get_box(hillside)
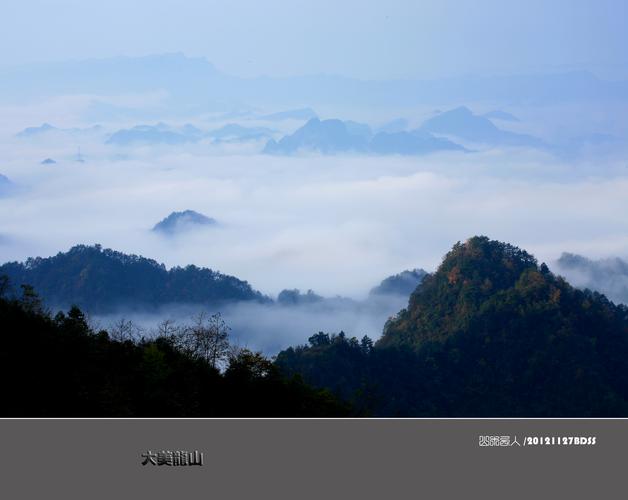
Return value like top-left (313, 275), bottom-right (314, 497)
top-left (276, 236), bottom-right (628, 416)
top-left (0, 290), bottom-right (347, 416)
top-left (0, 245), bottom-right (267, 313)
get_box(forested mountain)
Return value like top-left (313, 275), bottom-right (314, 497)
top-left (0, 245), bottom-right (267, 313)
top-left (369, 268), bottom-right (427, 297)
top-left (276, 236), bottom-right (628, 416)
top-left (5, 237), bottom-right (628, 416)
top-left (0, 287), bottom-right (347, 416)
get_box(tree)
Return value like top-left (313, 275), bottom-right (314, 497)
top-left (109, 318), bottom-right (143, 343)
top-left (0, 275), bottom-right (9, 298)
top-left (360, 335), bottom-right (374, 353)
top-left (226, 349), bottom-right (275, 380)
top-left (19, 284), bottom-right (44, 314)
top-left (183, 312), bottom-right (231, 369)
top-left (155, 318), bottom-right (183, 345)
top-left (308, 332), bottom-right (330, 346)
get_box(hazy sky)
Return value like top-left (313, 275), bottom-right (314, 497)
top-left (2, 0), bottom-right (627, 79)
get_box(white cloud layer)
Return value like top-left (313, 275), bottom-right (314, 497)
top-left (2, 139), bottom-right (628, 299)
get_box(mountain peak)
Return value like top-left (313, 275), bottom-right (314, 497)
top-left (152, 210), bottom-right (217, 235)
top-left (380, 236), bottom-right (550, 346)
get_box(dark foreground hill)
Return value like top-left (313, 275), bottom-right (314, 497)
top-left (0, 289), bottom-right (347, 416)
top-left (276, 236), bottom-right (628, 416)
top-left (0, 245), bottom-right (267, 313)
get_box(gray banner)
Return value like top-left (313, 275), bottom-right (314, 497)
top-left (0, 419), bottom-right (624, 499)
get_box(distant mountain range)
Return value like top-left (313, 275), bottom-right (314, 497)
top-left (16, 123), bottom-right (103, 138)
top-left (263, 118), bottom-right (371, 154)
top-left (0, 240), bottom-right (429, 318)
top-left (370, 130), bottom-right (466, 155)
top-left (377, 118), bottom-right (409, 134)
top-left (419, 106), bottom-right (545, 148)
top-left (207, 123), bottom-right (275, 142)
top-left (263, 108), bottom-right (554, 155)
top-left (0, 245), bottom-right (267, 313)
top-left (152, 210), bottom-right (217, 235)
top-left (264, 117), bottom-right (464, 155)
top-left (105, 122), bottom-right (276, 146)
top-left (3, 53), bottom-right (628, 111)
top-left (106, 123), bottom-right (203, 146)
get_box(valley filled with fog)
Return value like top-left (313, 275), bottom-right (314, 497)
top-left (1, 55), bottom-right (628, 353)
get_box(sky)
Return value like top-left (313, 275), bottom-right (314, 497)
top-left (1, 0), bottom-right (628, 79)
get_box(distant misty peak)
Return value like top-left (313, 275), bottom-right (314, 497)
top-left (369, 269), bottom-right (428, 297)
top-left (106, 122), bottom-right (203, 146)
top-left (277, 289), bottom-right (324, 306)
top-left (152, 210), bottom-right (217, 235)
top-left (264, 117), bottom-right (464, 156)
top-left (41, 158), bottom-right (56, 165)
top-left (343, 120), bottom-right (372, 138)
top-left (263, 117), bottom-right (371, 155)
top-left (419, 106), bottom-right (545, 149)
top-left (207, 123), bottom-right (275, 142)
top-left (16, 123), bottom-right (56, 138)
top-left (377, 118), bottom-right (409, 134)
top-left (16, 123), bottom-right (103, 139)
top-left (421, 106), bottom-right (495, 134)
top-left (370, 131), bottom-right (465, 155)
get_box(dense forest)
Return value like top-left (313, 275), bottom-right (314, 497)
top-left (0, 244), bottom-right (268, 313)
top-left (3, 236), bottom-right (628, 416)
top-left (0, 279), bottom-right (347, 416)
top-left (276, 237), bottom-right (628, 416)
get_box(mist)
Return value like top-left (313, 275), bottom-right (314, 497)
top-left (2, 110), bottom-right (628, 299)
top-left (1, 38), bottom-right (628, 356)
top-left (554, 253), bottom-right (628, 306)
top-left (90, 293), bottom-right (408, 355)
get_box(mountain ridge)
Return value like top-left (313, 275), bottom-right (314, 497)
top-left (0, 244), bottom-right (268, 313)
top-left (276, 236), bottom-right (628, 416)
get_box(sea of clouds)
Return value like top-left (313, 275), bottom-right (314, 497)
top-left (1, 94), bottom-right (628, 351)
